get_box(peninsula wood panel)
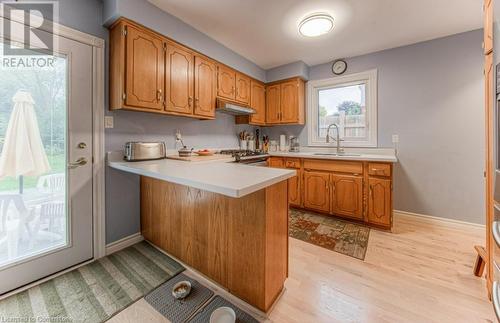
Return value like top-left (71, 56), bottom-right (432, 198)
top-left (194, 55), bottom-right (217, 118)
top-left (165, 42), bottom-right (194, 115)
top-left (124, 25), bottom-right (164, 111)
top-left (140, 176), bottom-right (288, 311)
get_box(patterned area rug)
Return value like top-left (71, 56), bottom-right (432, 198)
top-left (0, 241), bottom-right (184, 323)
top-left (289, 208), bottom-right (370, 260)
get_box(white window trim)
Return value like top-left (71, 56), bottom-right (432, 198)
top-left (307, 69), bottom-right (378, 147)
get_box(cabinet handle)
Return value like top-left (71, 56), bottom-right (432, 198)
top-left (332, 182), bottom-right (336, 194)
top-left (188, 96), bottom-right (193, 107)
top-left (235, 87), bottom-right (238, 97)
top-left (157, 89), bottom-right (163, 102)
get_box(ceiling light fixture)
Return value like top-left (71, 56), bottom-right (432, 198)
top-left (298, 13), bottom-right (334, 37)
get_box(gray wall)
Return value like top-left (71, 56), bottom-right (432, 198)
top-left (266, 61), bottom-right (309, 82)
top-left (265, 30), bottom-right (485, 224)
top-left (102, 0), bottom-right (265, 81)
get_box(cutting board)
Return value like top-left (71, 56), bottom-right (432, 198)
top-left (166, 154), bottom-right (233, 162)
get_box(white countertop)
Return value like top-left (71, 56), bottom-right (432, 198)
top-left (107, 152), bottom-right (296, 198)
top-left (269, 149), bottom-right (398, 163)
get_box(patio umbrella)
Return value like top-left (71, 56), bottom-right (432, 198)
top-left (0, 90), bottom-right (51, 193)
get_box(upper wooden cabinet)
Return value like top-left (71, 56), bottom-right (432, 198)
top-left (266, 84), bottom-right (281, 124)
top-left (194, 55), bottom-right (217, 118)
top-left (484, 0), bottom-right (493, 54)
top-left (113, 23), bottom-right (165, 112)
top-left (217, 65), bottom-right (236, 100)
top-left (235, 73), bottom-right (251, 105)
top-left (249, 81), bottom-right (266, 125)
top-left (331, 174), bottom-right (363, 220)
top-left (165, 42), bottom-right (194, 115)
top-left (266, 78), bottom-right (305, 125)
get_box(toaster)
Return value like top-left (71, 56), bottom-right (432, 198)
top-left (124, 142), bottom-right (166, 161)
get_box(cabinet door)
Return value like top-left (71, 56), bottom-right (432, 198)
top-left (280, 80), bottom-right (299, 123)
top-left (217, 65), bottom-right (236, 100)
top-left (303, 171), bottom-right (330, 213)
top-left (268, 157), bottom-right (284, 168)
top-left (331, 174), bottom-right (363, 220)
top-left (235, 73), bottom-right (251, 105)
top-left (266, 84), bottom-right (281, 124)
top-left (125, 25), bottom-right (164, 111)
top-left (249, 81), bottom-right (266, 125)
top-left (165, 43), bottom-right (194, 114)
top-left (194, 55), bottom-right (216, 118)
top-left (288, 170), bottom-right (301, 207)
top-left (367, 178), bottom-right (392, 227)
top-left (484, 0), bottom-right (493, 54)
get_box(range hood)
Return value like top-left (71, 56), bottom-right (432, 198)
top-left (216, 98), bottom-right (256, 115)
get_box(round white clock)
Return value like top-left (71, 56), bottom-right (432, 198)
top-left (332, 59), bottom-right (347, 75)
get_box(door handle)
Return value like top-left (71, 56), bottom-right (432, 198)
top-left (493, 220), bottom-right (500, 248)
top-left (493, 281), bottom-right (500, 321)
top-left (68, 157), bottom-right (88, 169)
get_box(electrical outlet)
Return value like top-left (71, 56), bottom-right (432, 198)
top-left (392, 134), bottom-right (399, 143)
top-left (104, 116), bottom-right (114, 129)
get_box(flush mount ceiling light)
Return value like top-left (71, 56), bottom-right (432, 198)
top-left (298, 13), bottom-right (334, 37)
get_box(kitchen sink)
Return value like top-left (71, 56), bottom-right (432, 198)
top-left (313, 153), bottom-right (362, 157)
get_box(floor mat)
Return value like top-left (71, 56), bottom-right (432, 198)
top-left (0, 241), bottom-right (184, 323)
top-left (145, 273), bottom-right (213, 323)
top-left (289, 208), bottom-right (370, 260)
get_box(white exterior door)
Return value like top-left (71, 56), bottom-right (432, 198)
top-left (0, 20), bottom-right (94, 294)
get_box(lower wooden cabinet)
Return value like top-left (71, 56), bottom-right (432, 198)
top-left (367, 177), bottom-right (392, 226)
top-left (268, 156), bottom-right (393, 229)
top-left (331, 174), bottom-right (363, 220)
top-left (303, 171), bottom-right (330, 213)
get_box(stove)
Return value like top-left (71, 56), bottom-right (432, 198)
top-left (219, 149), bottom-right (270, 165)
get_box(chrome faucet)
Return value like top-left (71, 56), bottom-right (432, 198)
top-left (326, 123), bottom-right (344, 154)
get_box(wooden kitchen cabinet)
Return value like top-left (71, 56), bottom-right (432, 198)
top-left (194, 55), bottom-right (217, 118)
top-left (249, 81), bottom-right (266, 125)
top-left (268, 157), bottom-right (284, 168)
top-left (303, 171), bottom-right (330, 213)
top-left (367, 177), bottom-right (392, 227)
top-left (331, 174), bottom-right (363, 220)
top-left (165, 42), bottom-right (194, 115)
top-left (265, 78), bottom-right (305, 125)
top-left (266, 84), bottom-right (281, 124)
top-left (117, 23), bottom-right (165, 111)
top-left (288, 170), bottom-right (301, 207)
top-left (217, 65), bottom-right (236, 100)
top-left (235, 73), bottom-right (251, 105)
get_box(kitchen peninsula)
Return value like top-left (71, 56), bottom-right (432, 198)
top-left (107, 152), bottom-right (295, 311)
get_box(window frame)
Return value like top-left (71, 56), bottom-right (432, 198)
top-left (307, 69), bottom-right (378, 147)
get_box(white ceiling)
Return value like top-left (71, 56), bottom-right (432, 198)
top-left (148, 0), bottom-right (483, 69)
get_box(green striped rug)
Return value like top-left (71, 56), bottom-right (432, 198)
top-left (0, 241), bottom-right (184, 323)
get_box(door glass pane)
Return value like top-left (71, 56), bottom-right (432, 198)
top-left (0, 43), bottom-right (67, 268)
top-left (318, 83), bottom-right (367, 140)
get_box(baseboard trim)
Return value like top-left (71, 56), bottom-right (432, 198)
top-left (105, 232), bottom-right (144, 255)
top-left (393, 210), bottom-right (485, 229)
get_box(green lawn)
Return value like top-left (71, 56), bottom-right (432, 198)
top-left (0, 154), bottom-right (65, 192)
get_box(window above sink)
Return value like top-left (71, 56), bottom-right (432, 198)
top-left (307, 69), bottom-right (378, 148)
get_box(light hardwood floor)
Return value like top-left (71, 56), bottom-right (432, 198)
top-left (108, 214), bottom-right (496, 323)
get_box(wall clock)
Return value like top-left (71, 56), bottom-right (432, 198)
top-left (332, 59), bottom-right (347, 75)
